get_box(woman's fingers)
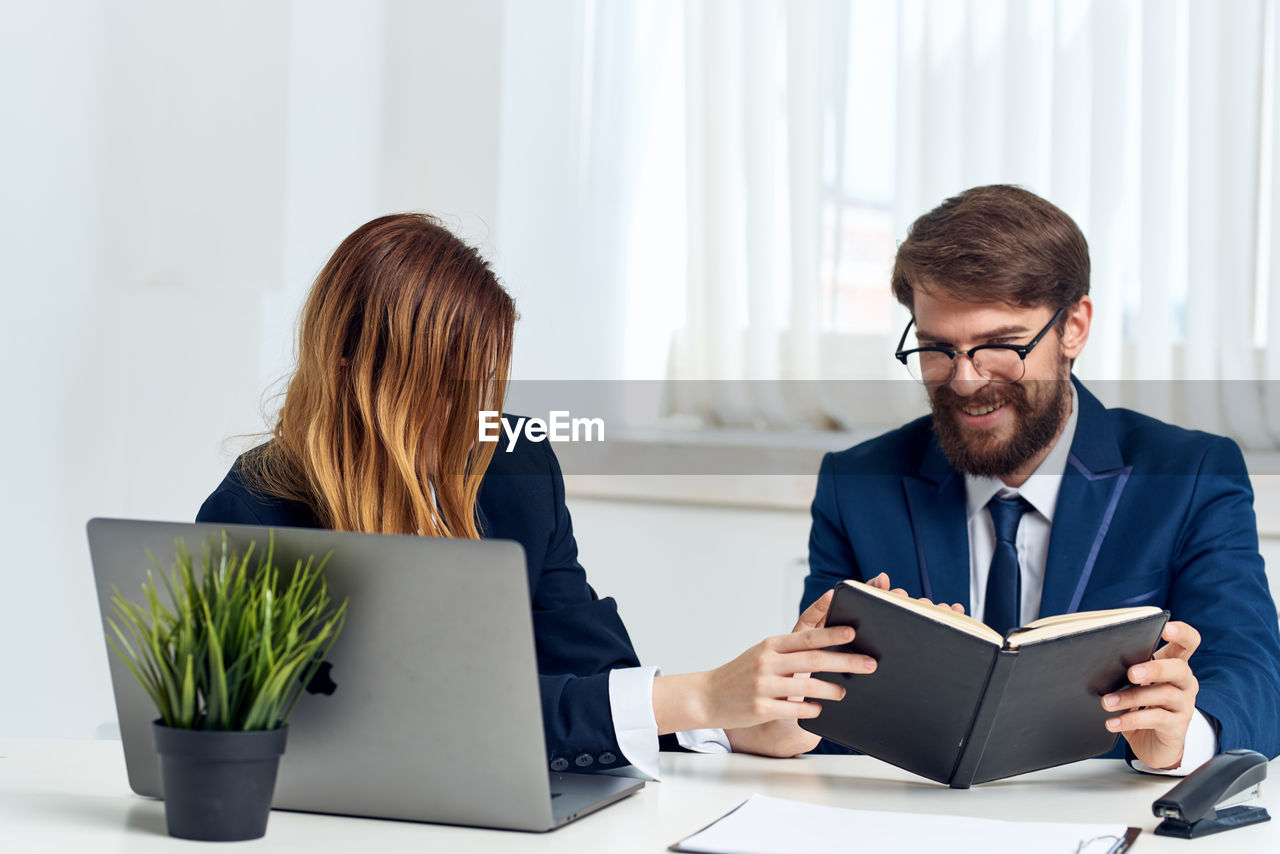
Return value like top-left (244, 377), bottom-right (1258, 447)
top-left (770, 625), bottom-right (855, 653)
top-left (776, 675), bottom-right (846, 703)
top-left (777, 649), bottom-right (877, 676)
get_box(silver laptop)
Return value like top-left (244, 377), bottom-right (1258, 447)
top-left (86, 517), bottom-right (643, 831)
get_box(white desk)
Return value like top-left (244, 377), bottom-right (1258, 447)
top-left (2, 739), bottom-right (1275, 852)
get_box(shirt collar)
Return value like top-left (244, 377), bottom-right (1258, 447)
top-left (964, 383), bottom-right (1079, 521)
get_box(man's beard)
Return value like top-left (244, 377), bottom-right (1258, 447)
top-left (929, 369), bottom-right (1072, 478)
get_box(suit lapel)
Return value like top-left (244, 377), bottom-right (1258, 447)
top-left (903, 434), bottom-right (972, 613)
top-left (1039, 379), bottom-right (1132, 618)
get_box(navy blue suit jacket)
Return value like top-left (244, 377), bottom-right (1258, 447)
top-left (803, 377), bottom-right (1280, 760)
top-left (196, 425), bottom-right (640, 772)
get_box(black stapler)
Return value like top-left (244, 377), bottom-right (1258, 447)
top-left (1152, 749), bottom-right (1271, 838)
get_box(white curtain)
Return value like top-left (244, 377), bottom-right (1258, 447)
top-left (507, 0), bottom-right (1280, 449)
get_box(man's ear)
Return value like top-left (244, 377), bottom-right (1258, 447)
top-left (1061, 295), bottom-right (1092, 359)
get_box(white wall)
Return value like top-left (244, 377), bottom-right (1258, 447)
top-left (565, 498), bottom-right (812, 675)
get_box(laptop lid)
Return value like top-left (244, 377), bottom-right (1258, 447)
top-left (87, 517), bottom-right (638, 832)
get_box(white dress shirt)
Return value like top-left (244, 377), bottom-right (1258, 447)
top-left (608, 667), bottom-right (729, 780)
top-left (963, 385), bottom-right (1213, 775)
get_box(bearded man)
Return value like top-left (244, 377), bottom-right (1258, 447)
top-left (798, 185), bottom-right (1280, 773)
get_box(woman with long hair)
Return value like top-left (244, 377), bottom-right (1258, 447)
top-left (197, 213), bottom-right (872, 772)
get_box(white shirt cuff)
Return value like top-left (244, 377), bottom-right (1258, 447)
top-left (609, 666), bottom-right (664, 780)
top-left (607, 666), bottom-right (731, 781)
top-left (676, 727), bottom-right (732, 754)
top-left (1128, 709), bottom-right (1218, 776)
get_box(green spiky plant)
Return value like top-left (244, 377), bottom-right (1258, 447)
top-left (106, 532), bottom-right (348, 731)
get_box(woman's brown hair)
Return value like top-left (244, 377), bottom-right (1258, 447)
top-left (244, 213), bottom-right (516, 538)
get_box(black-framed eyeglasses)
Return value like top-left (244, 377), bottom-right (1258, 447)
top-left (894, 308), bottom-right (1065, 386)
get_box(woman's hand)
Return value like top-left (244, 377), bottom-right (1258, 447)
top-left (697, 628), bottom-right (865, 730)
top-left (701, 619), bottom-right (876, 731)
top-left (654, 590), bottom-right (874, 741)
top-left (715, 589), bottom-right (855, 756)
top-left (719, 575), bottom-right (964, 757)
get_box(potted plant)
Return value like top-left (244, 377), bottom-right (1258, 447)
top-left (106, 531), bottom-right (347, 841)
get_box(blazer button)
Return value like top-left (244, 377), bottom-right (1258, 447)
top-left (598, 752), bottom-right (617, 765)
top-left (574, 753), bottom-right (594, 768)
top-left (550, 757), bottom-right (569, 771)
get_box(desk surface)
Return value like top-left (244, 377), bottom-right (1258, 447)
top-left (2, 739), bottom-right (1275, 852)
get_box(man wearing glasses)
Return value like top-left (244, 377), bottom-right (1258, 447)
top-left (792, 185), bottom-right (1280, 773)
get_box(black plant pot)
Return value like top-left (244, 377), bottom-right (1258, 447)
top-left (152, 721), bottom-right (288, 841)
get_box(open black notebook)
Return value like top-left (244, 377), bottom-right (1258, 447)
top-left (800, 580), bottom-right (1168, 788)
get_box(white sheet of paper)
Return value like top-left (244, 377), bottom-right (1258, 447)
top-left (674, 794), bottom-right (1132, 854)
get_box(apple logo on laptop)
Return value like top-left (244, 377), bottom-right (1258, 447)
top-left (305, 661), bottom-right (338, 696)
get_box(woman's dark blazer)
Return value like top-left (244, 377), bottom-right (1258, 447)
top-left (196, 423), bottom-right (642, 772)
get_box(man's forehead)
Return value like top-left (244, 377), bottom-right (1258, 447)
top-left (912, 295), bottom-right (1055, 339)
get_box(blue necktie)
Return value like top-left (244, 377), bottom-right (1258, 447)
top-left (985, 495), bottom-right (1031, 635)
